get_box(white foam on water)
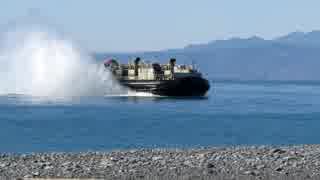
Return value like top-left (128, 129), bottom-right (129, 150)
top-left (0, 24), bottom-right (129, 99)
top-left (105, 91), bottom-right (160, 97)
top-left (127, 91), bottom-right (160, 97)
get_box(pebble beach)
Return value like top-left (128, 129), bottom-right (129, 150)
top-left (1, 145), bottom-right (320, 179)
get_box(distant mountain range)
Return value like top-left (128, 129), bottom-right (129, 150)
top-left (95, 31), bottom-right (320, 81)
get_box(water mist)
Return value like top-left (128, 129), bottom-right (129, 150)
top-left (0, 25), bottom-right (127, 98)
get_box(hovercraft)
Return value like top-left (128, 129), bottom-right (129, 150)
top-left (104, 57), bottom-right (210, 96)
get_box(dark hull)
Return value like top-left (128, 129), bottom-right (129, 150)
top-left (119, 76), bottom-right (210, 96)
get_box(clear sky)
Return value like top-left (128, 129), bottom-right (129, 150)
top-left (1, 0), bottom-right (320, 52)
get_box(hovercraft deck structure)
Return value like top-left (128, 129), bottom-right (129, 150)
top-left (104, 57), bottom-right (210, 96)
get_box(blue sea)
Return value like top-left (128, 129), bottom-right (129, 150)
top-left (1, 81), bottom-right (319, 153)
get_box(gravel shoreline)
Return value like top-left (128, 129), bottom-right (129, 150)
top-left (1, 145), bottom-right (320, 179)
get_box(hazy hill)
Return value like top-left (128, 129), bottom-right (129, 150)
top-left (95, 31), bottom-right (320, 81)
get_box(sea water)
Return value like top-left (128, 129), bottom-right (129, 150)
top-left (1, 81), bottom-right (320, 153)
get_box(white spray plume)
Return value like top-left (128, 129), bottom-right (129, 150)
top-left (0, 25), bottom-right (127, 98)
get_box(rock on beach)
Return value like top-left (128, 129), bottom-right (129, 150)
top-left (1, 145), bottom-right (320, 179)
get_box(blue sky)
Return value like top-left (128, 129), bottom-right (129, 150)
top-left (2, 0), bottom-right (320, 52)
